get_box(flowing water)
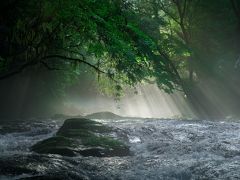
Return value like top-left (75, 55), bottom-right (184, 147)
top-left (1, 118), bottom-right (240, 179)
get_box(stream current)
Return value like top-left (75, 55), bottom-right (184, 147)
top-left (0, 118), bottom-right (240, 179)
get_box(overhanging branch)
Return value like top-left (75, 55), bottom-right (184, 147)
top-left (0, 61), bottom-right (37, 80)
top-left (0, 54), bottom-right (119, 83)
top-left (42, 54), bottom-right (119, 83)
top-left (40, 60), bottom-right (60, 71)
top-left (41, 54), bottom-right (106, 74)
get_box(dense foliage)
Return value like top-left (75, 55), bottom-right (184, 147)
top-left (1, 0), bottom-right (240, 118)
top-left (0, 0), bottom-right (181, 95)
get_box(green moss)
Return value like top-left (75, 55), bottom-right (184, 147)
top-left (31, 118), bottom-right (130, 157)
top-left (82, 124), bottom-right (112, 133)
top-left (57, 129), bottom-right (94, 138)
top-left (57, 118), bottom-right (112, 136)
top-left (82, 136), bottom-right (125, 148)
top-left (31, 136), bottom-right (77, 152)
top-left (62, 118), bottom-right (100, 127)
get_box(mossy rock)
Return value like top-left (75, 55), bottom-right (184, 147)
top-left (31, 118), bottom-right (130, 157)
top-left (82, 136), bottom-right (124, 148)
top-left (31, 136), bottom-right (79, 156)
top-left (57, 129), bottom-right (94, 138)
top-left (57, 118), bottom-right (112, 136)
top-left (85, 112), bottom-right (123, 119)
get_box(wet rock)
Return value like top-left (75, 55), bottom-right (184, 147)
top-left (20, 176), bottom-right (64, 180)
top-left (31, 136), bottom-right (78, 156)
top-left (85, 112), bottom-right (123, 119)
top-left (0, 155), bottom-right (40, 176)
top-left (52, 114), bottom-right (83, 120)
top-left (57, 118), bottom-right (112, 135)
top-left (20, 173), bottom-right (90, 180)
top-left (31, 118), bottom-right (130, 157)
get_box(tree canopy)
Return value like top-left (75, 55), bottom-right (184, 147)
top-left (1, 0), bottom-right (240, 118)
top-left (0, 0), bottom-right (181, 94)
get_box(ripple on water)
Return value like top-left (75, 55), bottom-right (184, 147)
top-left (1, 118), bottom-right (240, 179)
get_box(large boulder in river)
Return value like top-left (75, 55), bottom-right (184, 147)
top-left (31, 118), bottom-right (130, 157)
top-left (85, 111), bottom-right (123, 119)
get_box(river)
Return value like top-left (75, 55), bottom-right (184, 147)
top-left (0, 117), bottom-right (240, 179)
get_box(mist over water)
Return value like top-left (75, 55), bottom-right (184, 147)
top-left (0, 73), bottom-right (192, 119)
top-left (0, 72), bottom-right (239, 120)
top-left (62, 83), bottom-right (193, 119)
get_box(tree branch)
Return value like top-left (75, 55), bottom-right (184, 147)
top-left (0, 61), bottom-right (37, 80)
top-left (0, 54), bottom-right (119, 84)
top-left (41, 54), bottom-right (107, 74)
top-left (40, 60), bottom-right (60, 71)
top-left (158, 1), bottom-right (181, 25)
top-left (182, 0), bottom-right (188, 19)
top-left (230, 0), bottom-right (240, 22)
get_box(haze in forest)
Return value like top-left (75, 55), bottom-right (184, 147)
top-left (0, 0), bottom-right (240, 120)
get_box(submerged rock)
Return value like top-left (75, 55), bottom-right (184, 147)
top-left (31, 118), bottom-right (130, 157)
